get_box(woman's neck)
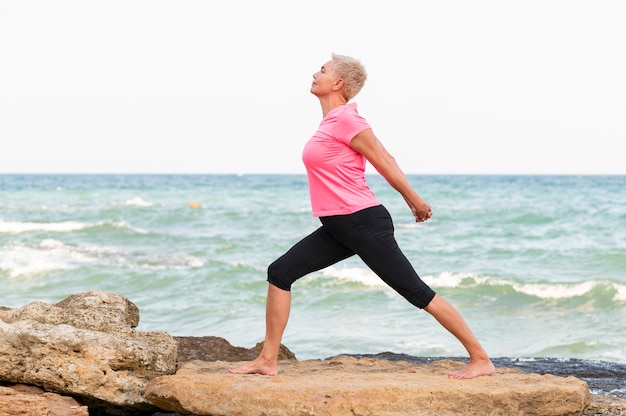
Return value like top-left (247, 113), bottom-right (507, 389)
top-left (319, 95), bottom-right (348, 117)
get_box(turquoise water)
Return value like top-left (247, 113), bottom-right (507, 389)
top-left (1, 174), bottom-right (625, 363)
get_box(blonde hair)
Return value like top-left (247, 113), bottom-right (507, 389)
top-left (331, 53), bottom-right (367, 101)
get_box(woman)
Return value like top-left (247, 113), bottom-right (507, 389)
top-left (230, 54), bottom-right (495, 379)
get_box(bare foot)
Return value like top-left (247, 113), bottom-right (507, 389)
top-left (448, 358), bottom-right (495, 379)
top-left (228, 358), bottom-right (278, 376)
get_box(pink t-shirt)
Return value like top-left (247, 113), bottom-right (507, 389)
top-left (302, 103), bottom-right (380, 217)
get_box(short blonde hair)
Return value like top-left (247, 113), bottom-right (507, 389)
top-left (331, 53), bottom-right (367, 101)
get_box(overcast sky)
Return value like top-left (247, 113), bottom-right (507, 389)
top-left (1, 0), bottom-right (624, 175)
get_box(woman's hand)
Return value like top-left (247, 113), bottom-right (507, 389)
top-left (411, 201), bottom-right (432, 223)
top-left (350, 129), bottom-right (433, 223)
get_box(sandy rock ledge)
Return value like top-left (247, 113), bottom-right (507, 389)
top-left (0, 384), bottom-right (88, 416)
top-left (144, 356), bottom-right (591, 416)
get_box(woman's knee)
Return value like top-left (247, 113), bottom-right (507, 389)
top-left (267, 260), bottom-right (294, 291)
top-left (404, 287), bottom-right (437, 309)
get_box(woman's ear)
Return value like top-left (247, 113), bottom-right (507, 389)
top-left (332, 78), bottom-right (345, 92)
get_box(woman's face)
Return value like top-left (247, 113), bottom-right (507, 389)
top-left (310, 60), bottom-right (337, 96)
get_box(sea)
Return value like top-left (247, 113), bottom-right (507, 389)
top-left (1, 174), bottom-right (625, 372)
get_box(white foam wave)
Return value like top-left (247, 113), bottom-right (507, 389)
top-left (394, 222), bottom-right (427, 229)
top-left (511, 281), bottom-right (598, 299)
top-left (0, 219), bottom-right (149, 235)
top-left (0, 220), bottom-right (91, 234)
top-left (316, 268), bottom-right (626, 303)
top-left (319, 268), bottom-right (492, 290)
top-left (430, 273), bottom-right (626, 303)
top-left (321, 266), bottom-right (384, 287)
top-left (111, 220), bottom-right (149, 234)
top-left (614, 284), bottom-right (626, 302)
top-left (123, 197), bottom-right (154, 207)
top-left (0, 239), bottom-right (94, 278)
top-left (422, 272), bottom-right (491, 288)
top-left (129, 253), bottom-right (205, 270)
top-left (0, 240), bottom-right (205, 278)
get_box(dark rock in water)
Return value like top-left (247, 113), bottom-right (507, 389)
top-left (344, 353), bottom-right (626, 399)
top-left (495, 357), bottom-right (626, 399)
top-left (174, 335), bottom-right (296, 368)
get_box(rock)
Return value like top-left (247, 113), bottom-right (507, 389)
top-left (144, 356), bottom-right (591, 416)
top-left (584, 395), bottom-right (626, 416)
top-left (0, 291), bottom-right (177, 409)
top-left (175, 336), bottom-right (296, 367)
top-left (0, 384), bottom-right (88, 416)
top-left (0, 291), bottom-right (139, 333)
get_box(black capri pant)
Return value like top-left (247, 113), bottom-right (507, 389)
top-left (267, 204), bottom-right (436, 309)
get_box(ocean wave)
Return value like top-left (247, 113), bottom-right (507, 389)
top-left (422, 272), bottom-right (492, 288)
top-left (123, 197), bottom-right (154, 207)
top-left (320, 266), bottom-right (386, 287)
top-left (511, 281), bottom-right (597, 299)
top-left (0, 219), bottom-right (148, 235)
top-left (0, 239), bottom-right (205, 278)
top-left (0, 239), bottom-right (94, 278)
top-left (422, 272), bottom-right (626, 303)
top-left (123, 253), bottom-right (205, 271)
top-left (316, 267), bottom-right (626, 303)
top-left (394, 222), bottom-right (428, 229)
top-left (0, 220), bottom-right (92, 234)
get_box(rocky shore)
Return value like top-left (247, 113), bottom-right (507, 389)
top-left (1, 291), bottom-right (625, 415)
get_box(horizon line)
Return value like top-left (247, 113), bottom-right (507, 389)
top-left (1, 172), bottom-right (625, 176)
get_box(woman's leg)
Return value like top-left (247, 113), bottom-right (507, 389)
top-left (424, 295), bottom-right (495, 379)
top-left (323, 206), bottom-right (494, 379)
top-left (229, 283), bottom-right (291, 375)
top-left (229, 226), bottom-right (353, 375)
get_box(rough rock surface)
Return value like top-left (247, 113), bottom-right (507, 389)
top-left (144, 356), bottom-right (591, 416)
top-left (0, 291), bottom-right (177, 409)
top-left (175, 335), bottom-right (296, 368)
top-left (0, 384), bottom-right (88, 416)
top-left (583, 395), bottom-right (626, 416)
top-left (0, 291), bottom-right (140, 333)
top-left (1, 293), bottom-right (618, 415)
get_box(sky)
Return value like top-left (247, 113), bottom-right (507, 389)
top-left (1, 0), bottom-right (625, 175)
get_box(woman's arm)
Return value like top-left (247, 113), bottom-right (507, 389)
top-left (350, 128), bottom-right (432, 222)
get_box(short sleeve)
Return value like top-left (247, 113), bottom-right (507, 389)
top-left (333, 104), bottom-right (371, 145)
